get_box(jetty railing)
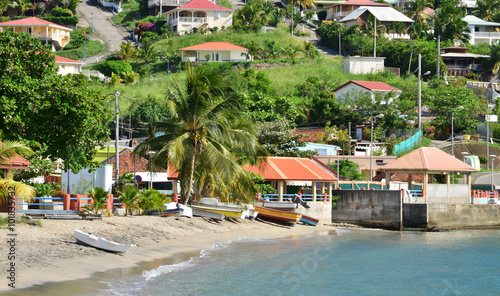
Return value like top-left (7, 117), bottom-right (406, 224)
top-left (260, 193), bottom-right (329, 202)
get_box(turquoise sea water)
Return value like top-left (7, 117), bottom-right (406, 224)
top-left (97, 229), bottom-right (500, 296)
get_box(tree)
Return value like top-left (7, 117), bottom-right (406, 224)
top-left (302, 41), bottom-right (319, 59)
top-left (86, 187), bottom-right (109, 214)
top-left (405, 0), bottom-right (433, 24)
top-left (472, 0), bottom-right (500, 22)
top-left (0, 140), bottom-right (35, 202)
top-left (256, 119), bottom-right (317, 158)
top-left (135, 63), bottom-right (262, 204)
top-left (9, 0), bottom-right (33, 16)
top-left (0, 30), bottom-right (111, 172)
top-left (119, 41), bottom-right (136, 62)
top-left (0, 0), bottom-right (9, 16)
top-left (327, 159), bottom-right (364, 181)
top-left (118, 184), bottom-right (140, 216)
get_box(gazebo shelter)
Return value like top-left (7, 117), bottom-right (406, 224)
top-left (382, 147), bottom-right (478, 202)
top-left (243, 157), bottom-right (338, 201)
top-left (0, 154), bottom-right (31, 176)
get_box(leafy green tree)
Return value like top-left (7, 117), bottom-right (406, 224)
top-left (118, 184), bottom-right (140, 216)
top-left (138, 188), bottom-right (169, 214)
top-left (256, 119), bottom-right (316, 158)
top-left (8, 0), bottom-right (33, 16)
top-left (138, 38), bottom-right (160, 63)
top-left (131, 97), bottom-right (171, 129)
top-left (233, 0), bottom-right (271, 29)
top-left (97, 60), bottom-right (133, 77)
top-left (328, 159), bottom-right (364, 181)
top-left (0, 30), bottom-right (111, 172)
top-left (135, 63), bottom-right (262, 204)
top-left (0, 0), bottom-right (10, 16)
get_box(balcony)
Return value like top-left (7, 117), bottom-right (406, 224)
top-left (148, 0), bottom-right (190, 7)
top-left (169, 17), bottom-right (206, 25)
top-left (474, 31), bottom-right (500, 38)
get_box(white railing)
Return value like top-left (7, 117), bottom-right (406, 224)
top-left (178, 17), bottom-right (206, 23)
top-left (474, 32), bottom-right (500, 38)
top-left (148, 0), bottom-right (190, 7)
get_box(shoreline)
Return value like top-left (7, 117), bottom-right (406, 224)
top-left (0, 216), bottom-right (335, 293)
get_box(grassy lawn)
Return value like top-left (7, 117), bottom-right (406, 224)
top-left (56, 40), bottom-right (104, 60)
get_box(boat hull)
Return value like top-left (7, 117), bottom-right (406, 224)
top-left (74, 229), bottom-right (134, 253)
top-left (254, 206), bottom-right (301, 226)
top-left (192, 208), bottom-right (225, 221)
top-left (300, 214), bottom-right (319, 226)
top-left (191, 204), bottom-right (248, 219)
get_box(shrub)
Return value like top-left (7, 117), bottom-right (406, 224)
top-left (51, 7), bottom-right (73, 17)
top-left (138, 188), bottom-right (170, 214)
top-left (97, 60), bottom-right (133, 77)
top-left (86, 187), bottom-right (110, 214)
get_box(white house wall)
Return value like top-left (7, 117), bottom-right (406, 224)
top-left (343, 57), bottom-right (385, 74)
top-left (56, 63), bottom-right (82, 75)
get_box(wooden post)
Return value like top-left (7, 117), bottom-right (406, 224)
top-left (312, 181), bottom-right (317, 202)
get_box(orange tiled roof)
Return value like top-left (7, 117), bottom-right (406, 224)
top-left (0, 17), bottom-right (71, 30)
top-left (180, 42), bottom-right (246, 51)
top-left (243, 157), bottom-right (337, 182)
top-left (382, 147), bottom-right (478, 172)
top-left (0, 155), bottom-right (31, 170)
top-left (178, 0), bottom-right (232, 10)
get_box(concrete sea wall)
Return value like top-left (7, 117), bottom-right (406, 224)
top-left (295, 202), bottom-right (332, 223)
top-left (331, 190), bottom-right (402, 230)
top-left (427, 204), bottom-right (500, 229)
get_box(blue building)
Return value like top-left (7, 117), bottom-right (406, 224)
top-left (296, 143), bottom-right (341, 156)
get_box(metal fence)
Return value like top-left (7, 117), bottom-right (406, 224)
top-left (394, 129), bottom-right (422, 155)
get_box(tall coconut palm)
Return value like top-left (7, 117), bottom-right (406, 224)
top-left (135, 63), bottom-right (262, 205)
top-left (405, 0), bottom-right (432, 24)
top-left (0, 140), bottom-right (35, 202)
top-left (472, 0), bottom-right (500, 22)
top-left (9, 0), bottom-right (33, 16)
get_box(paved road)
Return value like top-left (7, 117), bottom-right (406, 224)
top-left (76, 0), bottom-right (130, 64)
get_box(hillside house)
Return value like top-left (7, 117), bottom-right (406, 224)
top-left (340, 6), bottom-right (414, 40)
top-left (0, 17), bottom-right (72, 51)
top-left (55, 55), bottom-right (83, 75)
top-left (463, 15), bottom-right (500, 45)
top-left (333, 80), bottom-right (401, 104)
top-left (179, 42), bottom-right (248, 62)
top-left (164, 0), bottom-right (233, 34)
top-left (441, 47), bottom-right (489, 77)
top-left (325, 0), bottom-right (389, 21)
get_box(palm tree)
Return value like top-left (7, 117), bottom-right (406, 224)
top-left (472, 0), bottom-right (500, 22)
top-left (87, 187), bottom-right (109, 214)
top-left (283, 0), bottom-right (315, 9)
top-left (119, 41), bottom-right (136, 62)
top-left (0, 140), bottom-right (35, 203)
top-left (122, 71), bottom-right (139, 84)
top-left (135, 63), bottom-right (262, 205)
top-left (0, 0), bottom-right (9, 16)
top-left (118, 184), bottom-right (139, 216)
top-left (108, 72), bottom-right (122, 87)
top-left (302, 41), bottom-right (319, 59)
top-left (405, 0), bottom-right (432, 24)
top-left (9, 0), bottom-right (33, 16)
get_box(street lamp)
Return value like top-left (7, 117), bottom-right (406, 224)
top-left (490, 155), bottom-right (496, 192)
top-left (486, 103), bottom-right (495, 169)
top-left (91, 13), bottom-right (94, 34)
top-left (417, 53), bottom-right (431, 131)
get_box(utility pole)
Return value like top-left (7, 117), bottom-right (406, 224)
top-left (129, 113), bottom-right (132, 140)
top-left (418, 54), bottom-right (422, 131)
top-left (437, 35), bottom-right (441, 80)
top-left (348, 122), bottom-right (351, 155)
top-left (373, 18), bottom-right (376, 57)
top-left (115, 90), bottom-right (120, 183)
top-left (290, 0), bottom-right (294, 37)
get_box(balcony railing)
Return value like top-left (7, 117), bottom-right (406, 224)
top-left (474, 32), bottom-right (500, 38)
top-left (148, 0), bottom-right (190, 7)
top-left (170, 17), bottom-right (206, 25)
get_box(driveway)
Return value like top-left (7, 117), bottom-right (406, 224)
top-left (76, 0), bottom-right (130, 64)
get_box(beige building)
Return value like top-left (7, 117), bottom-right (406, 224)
top-left (180, 42), bottom-right (248, 62)
top-left (0, 17), bottom-right (72, 51)
top-left (165, 0), bottom-right (233, 34)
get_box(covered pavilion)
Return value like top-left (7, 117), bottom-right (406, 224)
top-left (382, 147), bottom-right (478, 201)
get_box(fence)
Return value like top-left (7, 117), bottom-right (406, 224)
top-left (259, 193), bottom-right (329, 202)
top-left (16, 194), bottom-right (124, 213)
top-left (393, 129), bottom-right (422, 155)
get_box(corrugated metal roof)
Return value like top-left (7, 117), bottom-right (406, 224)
top-left (243, 157), bottom-right (338, 182)
top-left (463, 15), bottom-right (500, 27)
top-left (341, 7), bottom-right (414, 23)
top-left (382, 147), bottom-right (478, 172)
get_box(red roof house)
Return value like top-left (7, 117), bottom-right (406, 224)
top-left (165, 0), bottom-right (234, 34)
top-left (333, 80), bottom-right (401, 103)
top-left (180, 42), bottom-right (248, 62)
top-left (326, 0), bottom-right (389, 21)
top-left (0, 17), bottom-right (72, 51)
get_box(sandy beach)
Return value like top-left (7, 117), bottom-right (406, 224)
top-left (0, 215), bottom-right (336, 293)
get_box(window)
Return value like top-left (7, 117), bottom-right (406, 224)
top-left (61, 65), bottom-right (65, 69)
top-left (74, 66), bottom-right (80, 72)
top-left (215, 11), bottom-right (221, 19)
top-left (315, 149), bottom-right (326, 155)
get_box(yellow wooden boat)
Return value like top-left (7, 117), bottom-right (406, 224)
top-left (190, 204), bottom-right (249, 219)
top-left (254, 206), bottom-right (302, 226)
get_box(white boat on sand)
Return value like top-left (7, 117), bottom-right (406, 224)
top-left (74, 229), bottom-right (136, 253)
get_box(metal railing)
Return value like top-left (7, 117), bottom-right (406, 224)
top-left (261, 193), bottom-right (329, 202)
top-left (148, 0), bottom-right (190, 7)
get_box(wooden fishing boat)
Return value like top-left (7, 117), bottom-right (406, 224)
top-left (254, 206), bottom-right (302, 226)
top-left (191, 204), bottom-right (249, 219)
top-left (198, 198), bottom-right (256, 219)
top-left (74, 229), bottom-right (135, 253)
top-left (161, 202), bottom-right (193, 218)
top-left (191, 207), bottom-right (225, 221)
top-left (257, 201), bottom-right (298, 211)
top-left (300, 214), bottom-right (319, 226)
